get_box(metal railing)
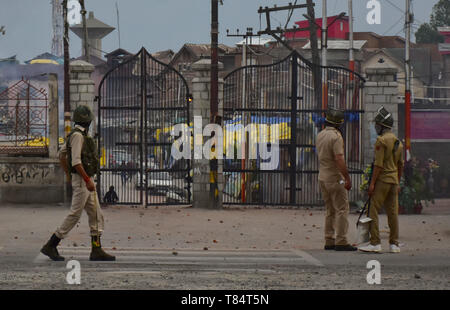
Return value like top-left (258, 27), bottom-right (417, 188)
top-left (0, 78), bottom-right (48, 156)
top-left (223, 51), bottom-right (365, 206)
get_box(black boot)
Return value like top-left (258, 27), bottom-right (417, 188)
top-left (335, 244), bottom-right (358, 251)
top-left (89, 236), bottom-right (115, 261)
top-left (41, 233), bottom-right (65, 261)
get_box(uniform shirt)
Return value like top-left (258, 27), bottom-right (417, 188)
top-left (60, 125), bottom-right (85, 168)
top-left (373, 131), bottom-right (404, 185)
top-left (316, 126), bottom-right (345, 182)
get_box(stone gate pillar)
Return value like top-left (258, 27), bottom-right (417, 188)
top-left (190, 59), bottom-right (224, 209)
top-left (69, 60), bottom-right (96, 132)
top-left (363, 67), bottom-right (399, 162)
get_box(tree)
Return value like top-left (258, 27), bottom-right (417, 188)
top-left (415, 23), bottom-right (444, 44)
top-left (430, 0), bottom-right (450, 28)
top-left (415, 0), bottom-right (449, 44)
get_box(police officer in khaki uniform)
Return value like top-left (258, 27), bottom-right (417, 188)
top-left (316, 107), bottom-right (357, 251)
top-left (359, 106), bottom-right (404, 253)
top-left (41, 105), bottom-right (115, 261)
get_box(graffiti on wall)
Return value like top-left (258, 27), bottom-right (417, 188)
top-left (0, 164), bottom-right (55, 185)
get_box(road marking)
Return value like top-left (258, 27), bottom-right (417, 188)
top-left (291, 249), bottom-right (324, 267)
top-left (34, 247), bottom-right (323, 267)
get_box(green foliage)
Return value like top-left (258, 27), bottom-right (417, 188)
top-left (415, 0), bottom-right (449, 44)
top-left (360, 164), bottom-right (372, 192)
top-left (430, 0), bottom-right (450, 29)
top-left (400, 157), bottom-right (437, 212)
top-left (415, 23), bottom-right (444, 44)
top-left (398, 179), bottom-right (416, 213)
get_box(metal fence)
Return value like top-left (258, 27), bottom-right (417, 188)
top-left (223, 51), bottom-right (365, 206)
top-left (0, 78), bottom-right (48, 156)
top-left (97, 47), bottom-right (191, 206)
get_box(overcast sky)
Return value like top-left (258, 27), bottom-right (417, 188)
top-left (0, 0), bottom-right (440, 62)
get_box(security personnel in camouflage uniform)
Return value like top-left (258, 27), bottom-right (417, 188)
top-left (41, 105), bottom-right (115, 261)
top-left (316, 107), bottom-right (357, 251)
top-left (359, 106), bottom-right (404, 253)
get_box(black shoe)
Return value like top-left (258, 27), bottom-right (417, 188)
top-left (324, 245), bottom-right (335, 250)
top-left (40, 234), bottom-right (65, 261)
top-left (335, 244), bottom-right (358, 251)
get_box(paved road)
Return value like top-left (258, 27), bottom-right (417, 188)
top-left (0, 204), bottom-right (449, 289)
top-left (1, 244), bottom-right (449, 290)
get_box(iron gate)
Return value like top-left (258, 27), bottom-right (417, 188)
top-left (97, 47), bottom-right (191, 206)
top-left (223, 51), bottom-right (365, 206)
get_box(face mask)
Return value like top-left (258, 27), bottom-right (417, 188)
top-left (375, 124), bottom-right (384, 136)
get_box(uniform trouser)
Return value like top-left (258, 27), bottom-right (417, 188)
top-left (55, 173), bottom-right (104, 239)
top-left (369, 180), bottom-right (399, 246)
top-left (319, 180), bottom-right (350, 246)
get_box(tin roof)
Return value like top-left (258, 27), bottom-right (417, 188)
top-left (303, 40), bottom-right (367, 50)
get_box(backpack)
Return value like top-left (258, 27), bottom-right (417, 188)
top-left (60, 128), bottom-right (99, 177)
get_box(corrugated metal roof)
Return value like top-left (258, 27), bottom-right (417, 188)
top-left (184, 43), bottom-right (237, 56)
top-left (303, 40), bottom-right (367, 50)
top-left (235, 37), bottom-right (275, 46)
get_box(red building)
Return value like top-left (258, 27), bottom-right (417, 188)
top-left (285, 15), bottom-right (349, 40)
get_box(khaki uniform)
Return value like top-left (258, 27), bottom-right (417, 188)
top-left (55, 125), bottom-right (104, 239)
top-left (316, 127), bottom-right (349, 246)
top-left (369, 131), bottom-right (404, 246)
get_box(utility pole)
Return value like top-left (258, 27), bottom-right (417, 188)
top-left (305, 0), bottom-right (322, 109)
top-left (62, 0), bottom-right (71, 201)
top-left (210, 0), bottom-right (220, 206)
top-left (322, 0), bottom-right (328, 112)
top-left (79, 0), bottom-right (89, 63)
top-left (62, 0), bottom-right (70, 138)
top-left (405, 0), bottom-right (412, 162)
top-left (257, 3), bottom-right (312, 52)
top-left (211, 0), bottom-right (219, 120)
top-left (348, 0), bottom-right (355, 79)
top-left (226, 27), bottom-right (260, 203)
top-left (322, 0), bottom-right (327, 67)
top-left (116, 1), bottom-right (121, 48)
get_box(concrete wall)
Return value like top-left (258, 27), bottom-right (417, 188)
top-left (0, 61), bottom-right (97, 205)
top-left (0, 158), bottom-right (64, 203)
top-left (0, 73), bottom-right (64, 204)
top-left (362, 53), bottom-right (425, 98)
top-left (191, 59), bottom-right (224, 209)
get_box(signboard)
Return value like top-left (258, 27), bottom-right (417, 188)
top-left (411, 110), bottom-right (450, 142)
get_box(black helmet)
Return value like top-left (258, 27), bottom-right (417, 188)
top-left (374, 106), bottom-right (393, 128)
top-left (325, 107), bottom-right (345, 125)
top-left (72, 105), bottom-right (94, 123)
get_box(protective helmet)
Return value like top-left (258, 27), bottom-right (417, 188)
top-left (374, 106), bottom-right (393, 128)
top-left (72, 105), bottom-right (94, 123)
top-left (325, 107), bottom-right (345, 125)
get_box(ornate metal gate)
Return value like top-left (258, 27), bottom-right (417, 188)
top-left (223, 51), bottom-right (365, 206)
top-left (97, 47), bottom-right (191, 206)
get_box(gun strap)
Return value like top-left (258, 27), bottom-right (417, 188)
top-left (357, 199), bottom-right (371, 227)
